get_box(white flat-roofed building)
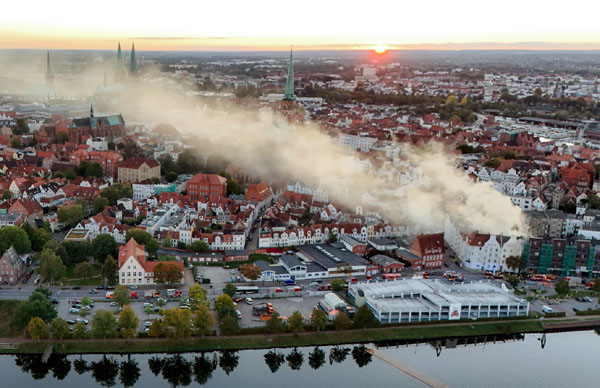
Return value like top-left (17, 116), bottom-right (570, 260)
top-left (348, 278), bottom-right (528, 324)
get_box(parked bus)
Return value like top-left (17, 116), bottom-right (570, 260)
top-left (236, 286), bottom-right (259, 295)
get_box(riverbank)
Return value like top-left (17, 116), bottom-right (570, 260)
top-left (5, 317), bottom-right (597, 355)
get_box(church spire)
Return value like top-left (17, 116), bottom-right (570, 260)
top-left (45, 50), bottom-right (53, 80)
top-left (129, 42), bottom-right (137, 76)
top-left (116, 41), bottom-right (124, 78)
top-left (283, 46), bottom-right (295, 101)
top-left (90, 100), bottom-right (94, 118)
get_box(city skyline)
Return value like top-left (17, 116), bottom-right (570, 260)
top-left (1, 0), bottom-right (600, 51)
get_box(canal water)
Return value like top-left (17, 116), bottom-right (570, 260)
top-left (2, 330), bottom-right (599, 388)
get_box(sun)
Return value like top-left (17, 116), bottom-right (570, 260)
top-left (374, 44), bottom-right (387, 54)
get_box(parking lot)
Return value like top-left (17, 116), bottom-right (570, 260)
top-left (55, 297), bottom-right (185, 332)
top-left (235, 295), bottom-right (322, 328)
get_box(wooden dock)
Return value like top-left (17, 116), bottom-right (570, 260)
top-left (367, 348), bottom-right (451, 388)
top-left (41, 344), bottom-right (53, 363)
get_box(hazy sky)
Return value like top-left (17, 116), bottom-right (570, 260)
top-left (1, 0), bottom-right (599, 50)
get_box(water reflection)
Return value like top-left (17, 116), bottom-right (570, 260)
top-left (13, 338), bottom-right (537, 386)
top-left (286, 348), bottom-right (304, 370)
top-left (15, 353), bottom-right (71, 380)
top-left (264, 350), bottom-right (285, 373)
top-left (308, 347), bottom-right (326, 370)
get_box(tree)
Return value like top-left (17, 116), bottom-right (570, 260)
top-left (223, 283), bottom-right (237, 298)
top-left (92, 196), bottom-right (109, 214)
top-left (193, 304), bottom-right (215, 338)
top-left (353, 304), bottom-right (379, 329)
top-left (119, 305), bottom-right (139, 340)
top-left (555, 279), bottom-right (570, 296)
top-left (11, 291), bottom-right (57, 331)
top-left (22, 222), bottom-right (51, 252)
top-left (154, 262), bottom-right (182, 286)
top-left (327, 232), bottom-right (338, 243)
top-left (352, 345), bottom-right (373, 367)
top-left (14, 118), bottom-right (29, 134)
top-left (591, 280), bottom-right (600, 292)
top-left (119, 359), bottom-right (140, 388)
top-left (505, 255), bottom-right (522, 272)
top-left (330, 346), bottom-right (350, 363)
top-left (310, 308), bottom-right (328, 332)
top-left (330, 278), bottom-right (345, 292)
top-left (156, 297), bottom-right (166, 310)
top-left (100, 183), bottom-right (132, 205)
top-left (214, 294), bottom-right (235, 317)
top-left (60, 241), bottom-right (90, 264)
top-left (2, 190), bottom-right (11, 200)
top-left (263, 350), bottom-right (285, 373)
top-left (190, 240), bottom-right (210, 253)
top-left (113, 285), bottom-right (130, 307)
top-left (72, 322), bottom-right (88, 339)
top-left (102, 255), bottom-right (118, 286)
top-left (188, 283), bottom-right (208, 311)
top-left (484, 158), bottom-right (502, 169)
top-left (91, 356), bottom-right (119, 387)
top-left (445, 94), bottom-right (458, 106)
top-left (57, 204), bottom-right (86, 228)
top-left (73, 359), bottom-right (89, 375)
top-left (0, 226), bottom-right (31, 255)
top-left (161, 354), bottom-right (192, 386)
top-left (148, 320), bottom-right (162, 338)
top-left (165, 171), bottom-right (178, 182)
top-left (239, 264), bottom-right (261, 281)
top-left (74, 262), bottom-right (93, 279)
top-left (219, 351), bottom-right (239, 375)
top-left (38, 250), bottom-right (66, 282)
top-left (288, 310), bottom-right (304, 333)
top-left (162, 307), bottom-right (192, 339)
top-left (49, 317), bottom-right (69, 340)
top-left (26, 317), bottom-right (49, 341)
top-left (85, 162), bottom-right (103, 178)
top-left (506, 274), bottom-right (520, 288)
top-left (90, 234), bottom-right (118, 263)
top-left (219, 314), bottom-right (240, 335)
top-left (286, 348), bottom-right (304, 370)
top-left (308, 347), bottom-right (326, 369)
top-left (265, 311), bottom-right (286, 334)
top-left (333, 312), bottom-right (352, 331)
top-left (10, 136), bottom-right (20, 148)
top-left (193, 355), bottom-right (215, 384)
top-left (92, 310), bottom-right (117, 340)
top-left (226, 179), bottom-right (242, 196)
top-left (125, 229), bottom-right (158, 255)
top-left (65, 169), bottom-right (76, 180)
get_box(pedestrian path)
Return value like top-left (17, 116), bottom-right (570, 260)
top-left (367, 348), bottom-right (451, 388)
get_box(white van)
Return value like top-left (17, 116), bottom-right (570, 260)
top-left (541, 305), bottom-right (553, 313)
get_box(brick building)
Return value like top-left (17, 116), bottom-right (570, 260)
top-left (0, 246), bottom-right (26, 285)
top-left (186, 173), bottom-right (227, 200)
top-left (410, 233), bottom-right (445, 269)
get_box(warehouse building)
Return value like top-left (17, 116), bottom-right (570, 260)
top-left (348, 278), bottom-right (528, 324)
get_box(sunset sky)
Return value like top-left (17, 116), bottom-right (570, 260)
top-left (1, 0), bottom-right (599, 51)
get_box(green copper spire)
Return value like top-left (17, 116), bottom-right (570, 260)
top-left (45, 50), bottom-right (53, 79)
top-left (129, 42), bottom-right (137, 76)
top-left (283, 47), bottom-right (295, 101)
